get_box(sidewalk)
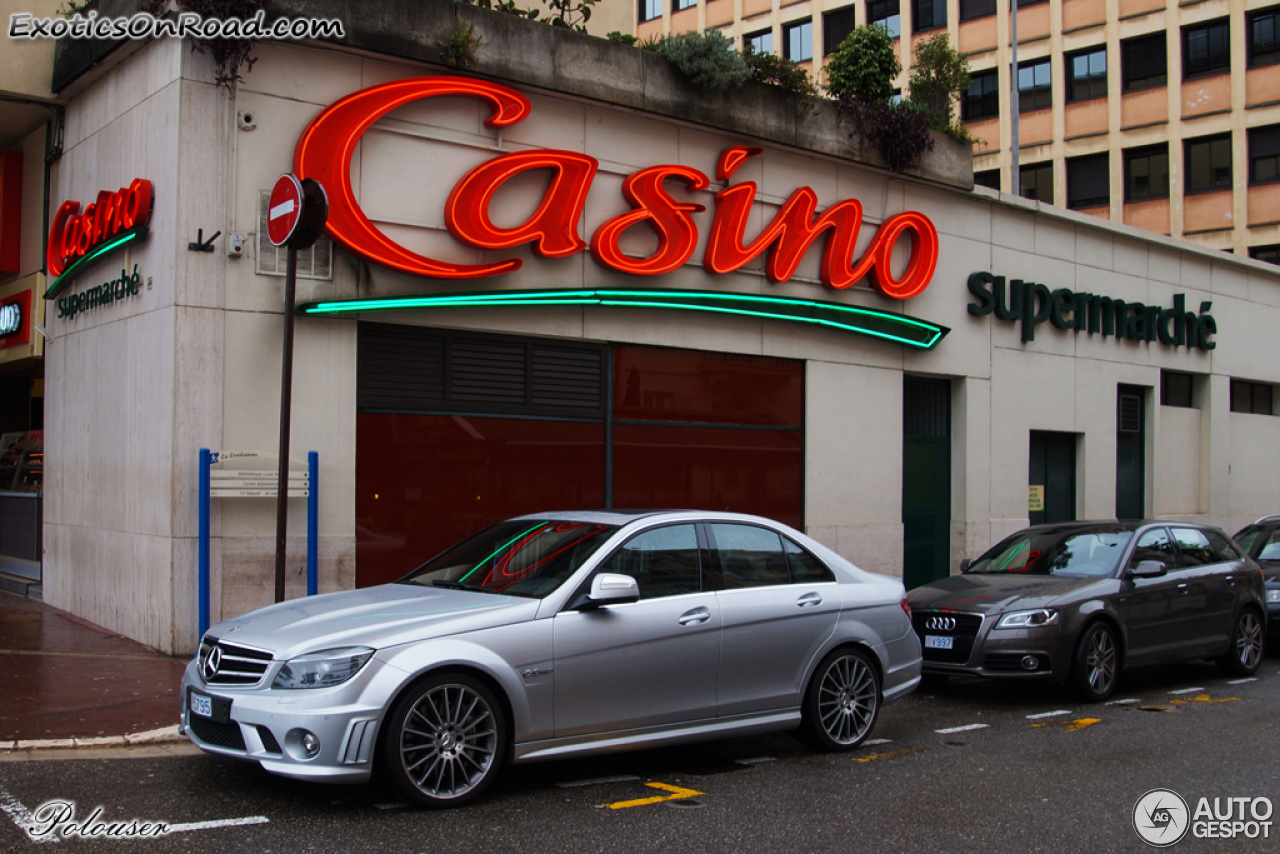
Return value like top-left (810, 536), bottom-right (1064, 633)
top-left (0, 590), bottom-right (188, 750)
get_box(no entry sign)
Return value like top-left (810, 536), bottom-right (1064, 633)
top-left (267, 173), bottom-right (328, 250)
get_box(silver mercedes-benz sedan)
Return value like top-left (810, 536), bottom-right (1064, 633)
top-left (181, 511), bottom-right (921, 808)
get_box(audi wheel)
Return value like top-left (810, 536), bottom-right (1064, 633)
top-left (1216, 608), bottom-right (1264, 677)
top-left (381, 672), bottom-right (507, 809)
top-left (799, 648), bottom-right (881, 751)
top-left (1068, 621), bottom-right (1119, 702)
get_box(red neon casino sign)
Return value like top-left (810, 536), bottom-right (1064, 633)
top-left (294, 77), bottom-right (938, 300)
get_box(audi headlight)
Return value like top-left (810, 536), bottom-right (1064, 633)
top-left (995, 609), bottom-right (1059, 629)
top-left (1267, 589), bottom-right (1280, 604)
top-left (272, 647), bottom-right (374, 690)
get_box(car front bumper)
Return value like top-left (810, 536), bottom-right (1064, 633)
top-left (180, 657), bottom-right (398, 784)
top-left (913, 612), bottom-right (1070, 681)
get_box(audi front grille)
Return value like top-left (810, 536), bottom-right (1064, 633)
top-left (198, 638), bottom-right (274, 686)
top-left (911, 610), bottom-right (984, 664)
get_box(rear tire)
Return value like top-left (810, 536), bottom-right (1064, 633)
top-left (800, 648), bottom-right (881, 751)
top-left (1068, 621), bottom-right (1119, 702)
top-left (1216, 608), bottom-right (1264, 677)
top-left (380, 672), bottom-right (507, 809)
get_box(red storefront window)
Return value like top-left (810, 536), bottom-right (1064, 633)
top-left (356, 413), bottom-right (605, 587)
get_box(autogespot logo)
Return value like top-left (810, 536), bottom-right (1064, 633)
top-left (1134, 789), bottom-right (1190, 847)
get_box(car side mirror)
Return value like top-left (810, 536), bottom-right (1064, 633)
top-left (1129, 560), bottom-right (1168, 579)
top-left (571, 573), bottom-right (640, 611)
top-left (959, 558), bottom-right (971, 573)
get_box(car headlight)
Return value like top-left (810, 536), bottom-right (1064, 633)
top-left (272, 647), bottom-right (374, 689)
top-left (1267, 589), bottom-right (1280, 604)
top-left (995, 609), bottom-right (1059, 629)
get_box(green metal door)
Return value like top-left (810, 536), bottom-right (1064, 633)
top-left (903, 377), bottom-right (951, 590)
top-left (1029, 431), bottom-right (1077, 526)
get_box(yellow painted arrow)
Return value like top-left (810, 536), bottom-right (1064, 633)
top-left (1170, 694), bottom-right (1239, 705)
top-left (1031, 717), bottom-right (1101, 732)
top-left (604, 782), bottom-right (707, 810)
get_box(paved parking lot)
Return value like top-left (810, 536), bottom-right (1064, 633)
top-left (2, 658), bottom-right (1276, 852)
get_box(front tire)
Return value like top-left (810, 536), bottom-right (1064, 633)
top-left (380, 672), bottom-right (507, 809)
top-left (1069, 621), bottom-right (1119, 702)
top-left (800, 648), bottom-right (881, 751)
top-left (1217, 608), bottom-right (1264, 676)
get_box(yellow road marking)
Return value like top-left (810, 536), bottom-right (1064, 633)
top-left (1031, 717), bottom-right (1101, 732)
top-left (1170, 693), bottom-right (1239, 705)
top-left (852, 748), bottom-right (922, 763)
top-left (603, 782), bottom-right (706, 810)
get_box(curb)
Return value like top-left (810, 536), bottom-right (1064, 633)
top-left (2, 726), bottom-right (184, 751)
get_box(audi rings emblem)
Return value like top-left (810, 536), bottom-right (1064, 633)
top-left (925, 616), bottom-right (957, 632)
top-left (202, 645), bottom-right (223, 680)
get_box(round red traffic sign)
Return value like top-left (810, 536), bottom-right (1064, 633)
top-left (267, 174), bottom-right (304, 247)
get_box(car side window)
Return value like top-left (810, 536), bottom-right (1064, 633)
top-left (1260, 530), bottom-right (1280, 561)
top-left (596, 524), bottom-right (701, 600)
top-left (1170, 527), bottom-right (1220, 567)
top-left (1128, 528), bottom-right (1178, 571)
top-left (1203, 530), bottom-right (1241, 561)
top-left (784, 537), bottom-right (835, 583)
top-left (712, 524), bottom-right (789, 589)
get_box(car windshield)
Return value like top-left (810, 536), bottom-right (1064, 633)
top-left (967, 529), bottom-right (1134, 578)
top-left (398, 520), bottom-right (618, 598)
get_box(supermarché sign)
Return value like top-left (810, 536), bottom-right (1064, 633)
top-left (967, 271), bottom-right (1217, 351)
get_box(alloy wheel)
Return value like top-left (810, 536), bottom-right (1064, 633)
top-left (1084, 628), bottom-right (1116, 695)
top-left (1235, 611), bottom-right (1263, 670)
top-left (817, 654), bottom-right (878, 745)
top-left (399, 683), bottom-right (498, 800)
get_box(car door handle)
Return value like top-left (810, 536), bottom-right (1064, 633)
top-left (797, 592), bottom-right (823, 608)
top-left (1177, 583), bottom-right (1189, 594)
top-left (678, 607), bottom-right (711, 626)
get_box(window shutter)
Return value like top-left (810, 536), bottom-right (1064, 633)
top-left (1068, 154), bottom-right (1111, 208)
top-left (960, 0), bottom-right (996, 21)
top-left (1251, 125), bottom-right (1280, 160)
top-left (1125, 35), bottom-right (1166, 81)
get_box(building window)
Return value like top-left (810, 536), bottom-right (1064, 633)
top-left (746, 29), bottom-right (772, 55)
top-left (784, 19), bottom-right (813, 62)
top-left (868, 0), bottom-right (900, 38)
top-left (1249, 125), bottom-right (1280, 185)
top-left (963, 69), bottom-right (999, 121)
top-left (1183, 18), bottom-right (1230, 79)
top-left (640, 0), bottom-right (663, 23)
top-left (1185, 133), bottom-right (1233, 193)
top-left (1122, 33), bottom-right (1167, 91)
top-left (675, 0), bottom-right (696, 9)
top-left (1123, 143), bottom-right (1169, 202)
top-left (1018, 58), bottom-right (1052, 112)
top-left (1067, 153), bottom-right (1109, 209)
top-left (1020, 162), bottom-right (1053, 204)
top-left (913, 0), bottom-right (946, 32)
top-left (1161, 372), bottom-right (1194, 408)
top-left (823, 6), bottom-right (856, 55)
top-left (1250, 6), bottom-right (1280, 67)
top-left (1231, 380), bottom-right (1274, 415)
top-left (974, 168), bottom-right (1000, 190)
top-left (1251, 244), bottom-right (1280, 265)
top-left (1067, 47), bottom-right (1107, 102)
top-left (960, 0), bottom-right (996, 21)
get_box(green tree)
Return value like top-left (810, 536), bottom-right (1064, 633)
top-left (655, 30), bottom-right (750, 92)
top-left (908, 33), bottom-right (972, 136)
top-left (824, 24), bottom-right (901, 103)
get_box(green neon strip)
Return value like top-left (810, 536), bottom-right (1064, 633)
top-left (298, 287), bottom-right (949, 350)
top-left (44, 227), bottom-right (148, 299)
top-left (458, 523), bottom-right (546, 583)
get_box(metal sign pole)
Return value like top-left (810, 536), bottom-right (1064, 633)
top-left (273, 247), bottom-right (298, 603)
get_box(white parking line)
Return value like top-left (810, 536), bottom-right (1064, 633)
top-left (1105, 698), bottom-right (1140, 705)
top-left (1168, 687), bottom-right (1205, 695)
top-left (863, 738), bottom-right (893, 746)
top-left (555, 775), bottom-right (641, 789)
top-left (0, 784), bottom-right (55, 844)
top-left (1025, 710), bottom-right (1072, 720)
top-left (935, 724), bottom-right (990, 734)
top-left (733, 756), bottom-right (777, 766)
top-left (165, 816), bottom-right (270, 834)
top-left (1226, 677), bottom-right (1258, 685)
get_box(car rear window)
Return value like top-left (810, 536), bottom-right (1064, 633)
top-left (968, 530), bottom-right (1133, 578)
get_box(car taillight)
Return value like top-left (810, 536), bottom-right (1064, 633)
top-left (900, 598), bottom-right (912, 618)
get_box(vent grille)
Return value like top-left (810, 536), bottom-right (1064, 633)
top-left (199, 639), bottom-right (273, 686)
top-left (189, 717), bottom-right (246, 751)
top-left (257, 725), bottom-right (282, 754)
top-left (1119, 394), bottom-right (1142, 434)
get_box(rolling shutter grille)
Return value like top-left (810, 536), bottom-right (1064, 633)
top-left (904, 377), bottom-right (950, 438)
top-left (1252, 125), bottom-right (1280, 160)
top-left (1119, 394), bottom-right (1142, 434)
top-left (1068, 153), bottom-right (1110, 209)
top-left (960, 0), bottom-right (996, 22)
top-left (1124, 34), bottom-right (1166, 83)
top-left (358, 323), bottom-right (605, 418)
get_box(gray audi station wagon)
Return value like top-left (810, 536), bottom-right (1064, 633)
top-left (182, 511), bottom-right (921, 808)
top-left (907, 521), bottom-right (1266, 701)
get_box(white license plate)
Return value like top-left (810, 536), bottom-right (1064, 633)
top-left (190, 692), bottom-right (213, 718)
top-left (924, 635), bottom-right (954, 650)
